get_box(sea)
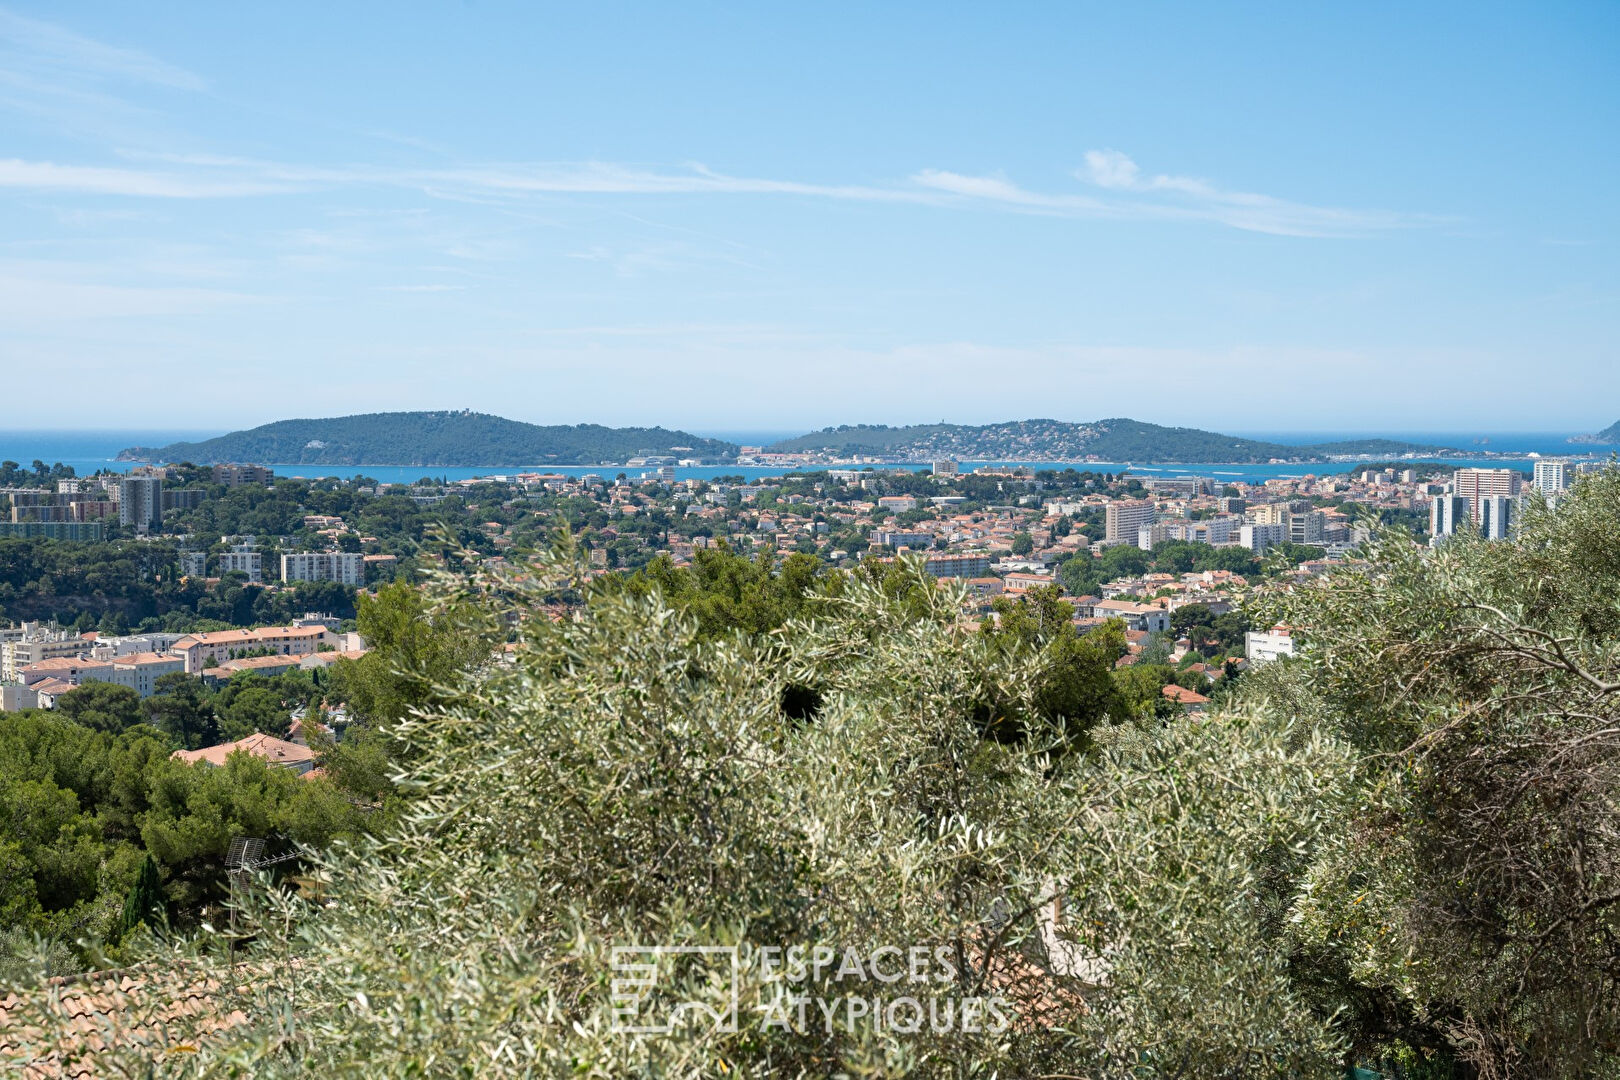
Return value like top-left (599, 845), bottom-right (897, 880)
top-left (0, 429), bottom-right (1613, 489)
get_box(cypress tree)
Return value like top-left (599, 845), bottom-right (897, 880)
top-left (117, 855), bottom-right (165, 941)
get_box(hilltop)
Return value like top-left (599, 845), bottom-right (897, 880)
top-left (118, 411), bottom-right (738, 467)
top-left (1570, 419), bottom-right (1620, 445)
top-left (765, 418), bottom-right (1449, 463)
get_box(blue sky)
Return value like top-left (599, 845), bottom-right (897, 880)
top-left (2, 2), bottom-right (1617, 434)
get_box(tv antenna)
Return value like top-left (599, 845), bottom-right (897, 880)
top-left (224, 836), bottom-right (300, 937)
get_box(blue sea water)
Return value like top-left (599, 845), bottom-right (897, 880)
top-left (1, 428), bottom-right (1614, 489)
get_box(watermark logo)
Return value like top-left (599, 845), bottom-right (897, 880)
top-left (610, 945), bottom-right (740, 1034)
top-left (610, 943), bottom-right (1011, 1036)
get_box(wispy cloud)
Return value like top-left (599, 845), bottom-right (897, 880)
top-left (0, 158), bottom-right (296, 197)
top-left (375, 283), bottom-right (466, 292)
top-left (1069, 148), bottom-right (1421, 237)
top-left (0, 8), bottom-right (205, 91)
top-left (4, 147), bottom-right (1427, 237)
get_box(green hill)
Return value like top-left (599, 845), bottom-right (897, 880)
top-left (1570, 419), bottom-right (1620, 445)
top-left (766, 418), bottom-right (1449, 463)
top-left (117, 411), bottom-right (737, 467)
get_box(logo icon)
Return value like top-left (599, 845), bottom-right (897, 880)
top-left (610, 945), bottom-right (740, 1034)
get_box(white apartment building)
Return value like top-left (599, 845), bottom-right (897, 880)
top-left (1533, 459), bottom-right (1570, 495)
top-left (1, 628), bottom-right (87, 682)
top-left (1105, 499), bottom-right (1156, 543)
top-left (218, 544), bottom-right (263, 584)
top-left (90, 632), bottom-right (187, 660)
top-left (1143, 516), bottom-right (1243, 550)
top-left (874, 529), bottom-right (934, 549)
top-left (281, 551), bottom-right (365, 586)
top-left (1246, 627), bottom-right (1297, 664)
top-left (1239, 522), bottom-right (1287, 554)
top-left (1480, 495), bottom-right (1516, 540)
top-left (923, 552), bottom-right (992, 578)
top-left (1289, 510), bottom-right (1326, 545)
top-left (1430, 494), bottom-right (1470, 538)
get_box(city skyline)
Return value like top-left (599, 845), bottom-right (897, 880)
top-left (3, 2), bottom-right (1618, 430)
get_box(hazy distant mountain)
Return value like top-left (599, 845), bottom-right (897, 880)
top-left (118, 411), bottom-right (738, 466)
top-left (766, 418), bottom-right (1450, 464)
top-left (1570, 420), bottom-right (1620, 445)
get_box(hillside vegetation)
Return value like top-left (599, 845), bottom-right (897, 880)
top-left (766, 417), bottom-right (1447, 462)
top-left (1571, 418), bottom-right (1620, 444)
top-left (119, 411), bottom-right (737, 466)
top-left (9, 467), bottom-right (1620, 1076)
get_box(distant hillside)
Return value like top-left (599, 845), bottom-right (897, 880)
top-left (118, 412), bottom-right (738, 467)
top-left (766, 419), bottom-right (1450, 464)
top-left (1304, 437), bottom-right (1458, 458)
top-left (1570, 420), bottom-right (1620, 445)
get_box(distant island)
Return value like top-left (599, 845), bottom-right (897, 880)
top-left (1569, 419), bottom-right (1620, 445)
top-left (118, 411), bottom-right (738, 467)
top-left (764, 419), bottom-right (1453, 464)
top-left (117, 412), bottom-right (1463, 468)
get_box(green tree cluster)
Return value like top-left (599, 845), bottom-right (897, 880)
top-left (12, 470), bottom-right (1620, 1075)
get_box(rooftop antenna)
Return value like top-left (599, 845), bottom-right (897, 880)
top-left (223, 836), bottom-right (300, 939)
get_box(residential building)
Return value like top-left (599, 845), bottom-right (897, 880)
top-left (213, 463), bottom-right (274, 487)
top-left (1002, 572), bottom-right (1058, 594)
top-left (932, 460), bottom-right (959, 477)
top-left (180, 551), bottom-right (208, 578)
top-left (172, 733), bottom-right (318, 776)
top-left (1140, 516), bottom-right (1241, 550)
top-left (1245, 627), bottom-right (1297, 664)
top-left (1480, 495), bottom-right (1516, 540)
top-left (218, 543), bottom-right (262, 584)
top-left (1430, 495), bottom-right (1470, 538)
top-left (107, 653), bottom-right (187, 697)
top-left (1142, 476), bottom-right (1213, 498)
top-left (201, 654), bottom-right (308, 685)
top-left (1077, 599), bottom-right (1170, 633)
top-left (1239, 523), bottom-right (1287, 554)
top-left (874, 529), bottom-right (934, 549)
top-left (169, 625), bottom-right (335, 674)
top-left (1250, 502), bottom-right (1291, 526)
top-left (117, 476), bottom-right (163, 533)
top-left (163, 488), bottom-right (206, 511)
top-left (877, 495), bottom-right (918, 512)
top-left (0, 521), bottom-right (104, 541)
top-left (1533, 459), bottom-right (1570, 495)
top-left (90, 632), bottom-right (187, 660)
top-left (2, 629), bottom-right (89, 682)
top-left (923, 552), bottom-right (992, 579)
top-left (1289, 510), bottom-right (1326, 545)
top-left (1161, 683), bottom-right (1210, 713)
top-left (1453, 468), bottom-right (1521, 524)
top-left (280, 551), bottom-right (364, 586)
top-left (1105, 499), bottom-right (1156, 543)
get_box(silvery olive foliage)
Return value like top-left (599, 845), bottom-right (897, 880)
top-left (1256, 464), bottom-right (1620, 1078)
top-left (5, 545), bottom-right (1357, 1077)
top-left (33, 455), bottom-right (1620, 1079)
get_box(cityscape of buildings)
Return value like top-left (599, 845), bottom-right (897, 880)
top-left (2, 450), bottom-right (1611, 740)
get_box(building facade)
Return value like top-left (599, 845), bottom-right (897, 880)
top-left (1105, 499), bottom-right (1156, 543)
top-left (280, 552), bottom-right (364, 586)
top-left (117, 476), bottom-right (163, 532)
